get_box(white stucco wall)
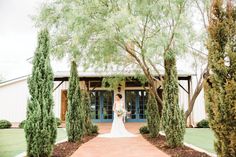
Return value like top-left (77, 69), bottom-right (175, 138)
top-left (191, 76), bottom-right (206, 124)
top-left (0, 78), bottom-right (29, 122)
top-left (0, 79), bottom-right (69, 122)
top-left (178, 77), bottom-right (206, 125)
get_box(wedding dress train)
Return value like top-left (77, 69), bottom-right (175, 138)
top-left (98, 102), bottom-right (137, 138)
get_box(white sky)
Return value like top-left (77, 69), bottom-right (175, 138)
top-left (0, 0), bottom-right (43, 80)
top-left (0, 0), bottom-right (205, 81)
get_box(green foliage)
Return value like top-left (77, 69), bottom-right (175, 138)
top-left (81, 90), bottom-right (94, 135)
top-left (66, 61), bottom-right (84, 142)
top-left (19, 120), bottom-right (26, 129)
top-left (56, 118), bottom-right (61, 127)
top-left (25, 29), bottom-right (57, 157)
top-left (102, 76), bottom-right (125, 90)
top-left (161, 50), bottom-right (185, 148)
top-left (0, 120), bottom-right (11, 129)
top-left (37, 0), bottom-right (192, 71)
top-left (146, 94), bottom-right (160, 138)
top-left (205, 1), bottom-right (236, 156)
top-left (91, 124), bottom-right (99, 134)
top-left (139, 126), bottom-right (150, 134)
top-left (196, 119), bottom-right (209, 128)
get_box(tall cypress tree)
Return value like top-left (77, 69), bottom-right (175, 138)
top-left (66, 61), bottom-right (84, 142)
top-left (25, 29), bottom-right (57, 157)
top-left (161, 50), bottom-right (185, 148)
top-left (81, 90), bottom-right (93, 135)
top-left (205, 1), bottom-right (236, 156)
top-left (146, 93), bottom-right (160, 138)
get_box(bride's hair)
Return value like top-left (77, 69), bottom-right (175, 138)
top-left (116, 94), bottom-right (122, 99)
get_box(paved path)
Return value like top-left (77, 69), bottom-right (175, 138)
top-left (71, 123), bottom-right (169, 157)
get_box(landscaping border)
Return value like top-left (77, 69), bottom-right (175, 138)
top-left (158, 132), bottom-right (216, 157)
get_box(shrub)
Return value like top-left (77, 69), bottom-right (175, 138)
top-left (19, 120), bottom-right (26, 128)
top-left (0, 120), bottom-right (12, 129)
top-left (196, 119), bottom-right (209, 128)
top-left (139, 126), bottom-right (150, 134)
top-left (91, 124), bottom-right (98, 134)
top-left (56, 118), bottom-right (61, 127)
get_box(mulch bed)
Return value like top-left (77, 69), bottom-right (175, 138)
top-left (52, 134), bottom-right (97, 157)
top-left (142, 134), bottom-right (210, 157)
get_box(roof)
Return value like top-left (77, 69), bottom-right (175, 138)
top-left (0, 75), bottom-right (29, 87)
top-left (0, 67), bottom-right (196, 87)
top-left (54, 70), bottom-right (195, 79)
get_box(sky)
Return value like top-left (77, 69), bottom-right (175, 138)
top-left (0, 0), bottom-right (206, 81)
top-left (0, 0), bottom-right (43, 80)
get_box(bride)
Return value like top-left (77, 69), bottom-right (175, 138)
top-left (98, 94), bottom-right (137, 138)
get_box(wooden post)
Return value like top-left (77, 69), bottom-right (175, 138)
top-left (187, 76), bottom-right (192, 126)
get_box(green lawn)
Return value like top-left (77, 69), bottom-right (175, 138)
top-left (0, 128), bottom-right (215, 157)
top-left (185, 128), bottom-right (215, 154)
top-left (0, 128), bottom-right (67, 157)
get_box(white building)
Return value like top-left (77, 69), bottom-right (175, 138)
top-left (0, 62), bottom-right (206, 126)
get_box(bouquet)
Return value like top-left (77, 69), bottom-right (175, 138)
top-left (117, 109), bottom-right (125, 117)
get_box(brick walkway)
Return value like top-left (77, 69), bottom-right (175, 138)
top-left (71, 123), bottom-right (169, 157)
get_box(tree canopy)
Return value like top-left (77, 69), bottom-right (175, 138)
top-left (37, 0), bottom-right (194, 111)
top-left (37, 0), bottom-right (192, 69)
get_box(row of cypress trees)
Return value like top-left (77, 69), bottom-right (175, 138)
top-left (146, 49), bottom-right (185, 148)
top-left (147, 1), bottom-right (236, 154)
top-left (25, 29), bottom-right (94, 156)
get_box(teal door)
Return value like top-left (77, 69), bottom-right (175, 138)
top-left (125, 90), bottom-right (148, 122)
top-left (90, 91), bottom-right (113, 122)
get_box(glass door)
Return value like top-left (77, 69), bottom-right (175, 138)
top-left (90, 90), bottom-right (113, 122)
top-left (101, 91), bottom-right (113, 122)
top-left (90, 91), bottom-right (101, 122)
top-left (125, 91), bottom-right (137, 121)
top-left (125, 90), bottom-right (148, 122)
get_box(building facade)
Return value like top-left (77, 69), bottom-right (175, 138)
top-left (0, 71), bottom-right (206, 126)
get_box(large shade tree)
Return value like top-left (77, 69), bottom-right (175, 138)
top-left (25, 29), bottom-right (57, 157)
top-left (37, 0), bottom-right (192, 115)
top-left (205, 0), bottom-right (236, 156)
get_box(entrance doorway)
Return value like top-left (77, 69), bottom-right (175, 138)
top-left (125, 90), bottom-right (148, 122)
top-left (61, 90), bottom-right (67, 121)
top-left (90, 90), bottom-right (114, 122)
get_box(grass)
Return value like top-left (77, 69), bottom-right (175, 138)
top-left (0, 128), bottom-right (67, 157)
top-left (184, 128), bottom-right (215, 154)
top-left (0, 127), bottom-right (216, 157)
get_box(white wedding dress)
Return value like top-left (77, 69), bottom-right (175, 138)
top-left (98, 101), bottom-right (137, 138)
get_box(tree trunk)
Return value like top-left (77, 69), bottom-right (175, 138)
top-left (184, 66), bottom-right (208, 124)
